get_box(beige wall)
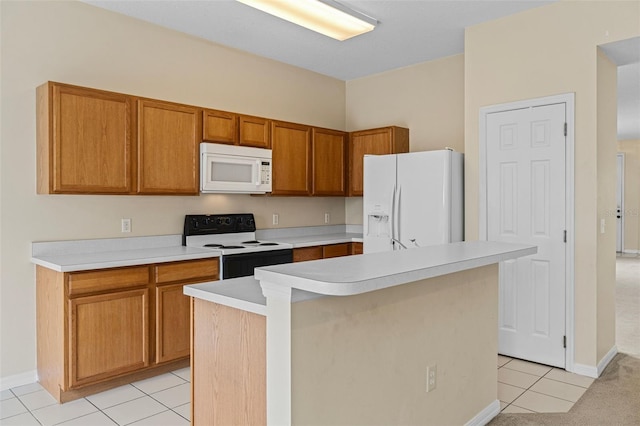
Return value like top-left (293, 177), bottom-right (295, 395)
top-left (465, 1), bottom-right (640, 367)
top-left (291, 265), bottom-right (498, 425)
top-left (0, 1), bottom-right (347, 379)
top-left (596, 49), bottom-right (617, 362)
top-left (344, 54), bottom-right (465, 224)
top-left (617, 140), bottom-right (640, 252)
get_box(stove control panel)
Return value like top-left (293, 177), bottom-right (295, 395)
top-left (183, 214), bottom-right (256, 242)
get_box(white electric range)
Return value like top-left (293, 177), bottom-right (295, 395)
top-left (183, 214), bottom-right (293, 279)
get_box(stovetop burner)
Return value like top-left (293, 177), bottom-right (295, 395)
top-left (204, 243), bottom-right (245, 249)
top-left (183, 214), bottom-right (293, 257)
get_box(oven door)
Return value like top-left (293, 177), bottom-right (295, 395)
top-left (201, 152), bottom-right (272, 194)
top-left (222, 249), bottom-right (293, 279)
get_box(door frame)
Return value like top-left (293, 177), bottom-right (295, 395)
top-left (478, 93), bottom-right (576, 372)
top-left (616, 153), bottom-right (625, 253)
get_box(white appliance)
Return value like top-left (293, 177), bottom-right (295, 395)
top-left (183, 214), bottom-right (293, 279)
top-left (200, 143), bottom-right (272, 194)
top-left (363, 149), bottom-right (463, 253)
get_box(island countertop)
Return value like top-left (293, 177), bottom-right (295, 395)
top-left (254, 240), bottom-right (536, 297)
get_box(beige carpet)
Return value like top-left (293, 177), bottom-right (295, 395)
top-left (489, 353), bottom-right (640, 425)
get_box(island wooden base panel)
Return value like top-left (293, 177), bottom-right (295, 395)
top-left (191, 298), bottom-right (266, 426)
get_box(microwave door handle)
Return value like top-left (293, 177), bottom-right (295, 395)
top-left (255, 160), bottom-right (261, 186)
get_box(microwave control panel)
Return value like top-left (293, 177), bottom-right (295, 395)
top-left (260, 161), bottom-right (271, 184)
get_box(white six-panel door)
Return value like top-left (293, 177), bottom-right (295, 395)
top-left (487, 103), bottom-right (567, 368)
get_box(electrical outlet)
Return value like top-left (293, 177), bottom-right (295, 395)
top-left (324, 212), bottom-right (330, 224)
top-left (121, 218), bottom-right (131, 233)
top-left (272, 214), bottom-right (279, 225)
top-left (426, 364), bottom-right (437, 392)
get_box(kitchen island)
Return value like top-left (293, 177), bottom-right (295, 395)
top-left (186, 240), bottom-right (536, 426)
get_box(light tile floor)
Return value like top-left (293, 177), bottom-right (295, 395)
top-left (0, 367), bottom-right (191, 426)
top-left (497, 355), bottom-right (594, 413)
top-left (1, 356), bottom-right (595, 424)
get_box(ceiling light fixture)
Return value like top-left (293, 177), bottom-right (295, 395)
top-left (236, 0), bottom-right (377, 41)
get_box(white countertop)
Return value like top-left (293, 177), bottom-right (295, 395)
top-left (184, 276), bottom-right (324, 315)
top-left (271, 232), bottom-right (362, 248)
top-left (31, 245), bottom-right (220, 272)
top-left (255, 241), bottom-right (537, 297)
top-left (31, 230), bottom-right (364, 273)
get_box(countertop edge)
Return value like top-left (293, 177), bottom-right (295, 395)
top-left (31, 251), bottom-right (221, 273)
top-left (255, 243), bottom-right (537, 297)
top-left (184, 285), bottom-right (267, 316)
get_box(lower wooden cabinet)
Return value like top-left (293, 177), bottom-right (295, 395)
top-left (155, 284), bottom-right (191, 364)
top-left (351, 242), bottom-right (363, 255)
top-left (70, 288), bottom-right (149, 387)
top-left (36, 257), bottom-right (219, 403)
top-left (293, 243), bottom-right (356, 262)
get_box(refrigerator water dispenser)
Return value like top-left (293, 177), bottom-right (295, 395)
top-left (367, 212), bottom-right (390, 237)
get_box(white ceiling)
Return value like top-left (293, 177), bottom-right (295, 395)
top-left (85, 0), bottom-right (639, 140)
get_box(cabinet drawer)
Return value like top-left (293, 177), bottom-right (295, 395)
top-left (323, 243), bottom-right (350, 259)
top-left (293, 246), bottom-right (323, 263)
top-left (68, 267), bottom-right (149, 297)
top-left (350, 242), bottom-right (363, 255)
top-left (154, 259), bottom-right (219, 284)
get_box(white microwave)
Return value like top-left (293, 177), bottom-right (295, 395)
top-left (200, 143), bottom-right (272, 194)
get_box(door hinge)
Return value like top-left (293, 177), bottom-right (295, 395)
top-left (563, 335), bottom-right (567, 348)
top-left (564, 122), bottom-right (567, 136)
top-left (563, 230), bottom-right (567, 243)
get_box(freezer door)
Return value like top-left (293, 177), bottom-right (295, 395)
top-left (363, 154), bottom-right (396, 254)
top-left (396, 150), bottom-right (452, 247)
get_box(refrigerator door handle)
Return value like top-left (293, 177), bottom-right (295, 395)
top-left (395, 185), bottom-right (402, 247)
top-left (390, 184), bottom-right (396, 249)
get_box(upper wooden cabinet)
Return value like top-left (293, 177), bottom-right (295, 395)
top-left (36, 81), bottom-right (409, 198)
top-left (137, 99), bottom-right (201, 195)
top-left (348, 126), bottom-right (409, 196)
top-left (37, 82), bottom-right (134, 194)
top-left (37, 82), bottom-right (202, 196)
top-left (202, 110), bottom-right (270, 148)
top-left (239, 115), bottom-right (271, 148)
top-left (203, 109), bottom-right (238, 145)
top-left (271, 121), bottom-right (312, 196)
top-left (312, 128), bottom-right (347, 196)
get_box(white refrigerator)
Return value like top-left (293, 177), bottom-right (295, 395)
top-left (363, 150), bottom-right (464, 254)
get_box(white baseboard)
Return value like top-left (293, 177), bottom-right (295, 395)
top-left (572, 363), bottom-right (598, 378)
top-left (465, 399), bottom-right (500, 426)
top-left (597, 346), bottom-right (618, 376)
top-left (571, 346), bottom-right (618, 379)
top-left (622, 249), bottom-right (639, 254)
top-left (0, 370), bottom-right (38, 391)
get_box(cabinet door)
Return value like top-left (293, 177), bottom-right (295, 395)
top-left (239, 115), bottom-right (270, 148)
top-left (312, 128), bottom-right (347, 196)
top-left (137, 100), bottom-right (201, 194)
top-left (348, 127), bottom-right (409, 196)
top-left (322, 243), bottom-right (350, 259)
top-left (271, 121), bottom-right (311, 195)
top-left (69, 288), bottom-right (149, 387)
top-left (156, 283), bottom-right (191, 364)
top-left (203, 109), bottom-right (238, 144)
top-left (39, 83), bottom-right (133, 194)
top-left (293, 246), bottom-right (323, 262)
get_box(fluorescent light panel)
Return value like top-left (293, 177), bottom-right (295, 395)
top-left (237, 0), bottom-right (377, 41)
